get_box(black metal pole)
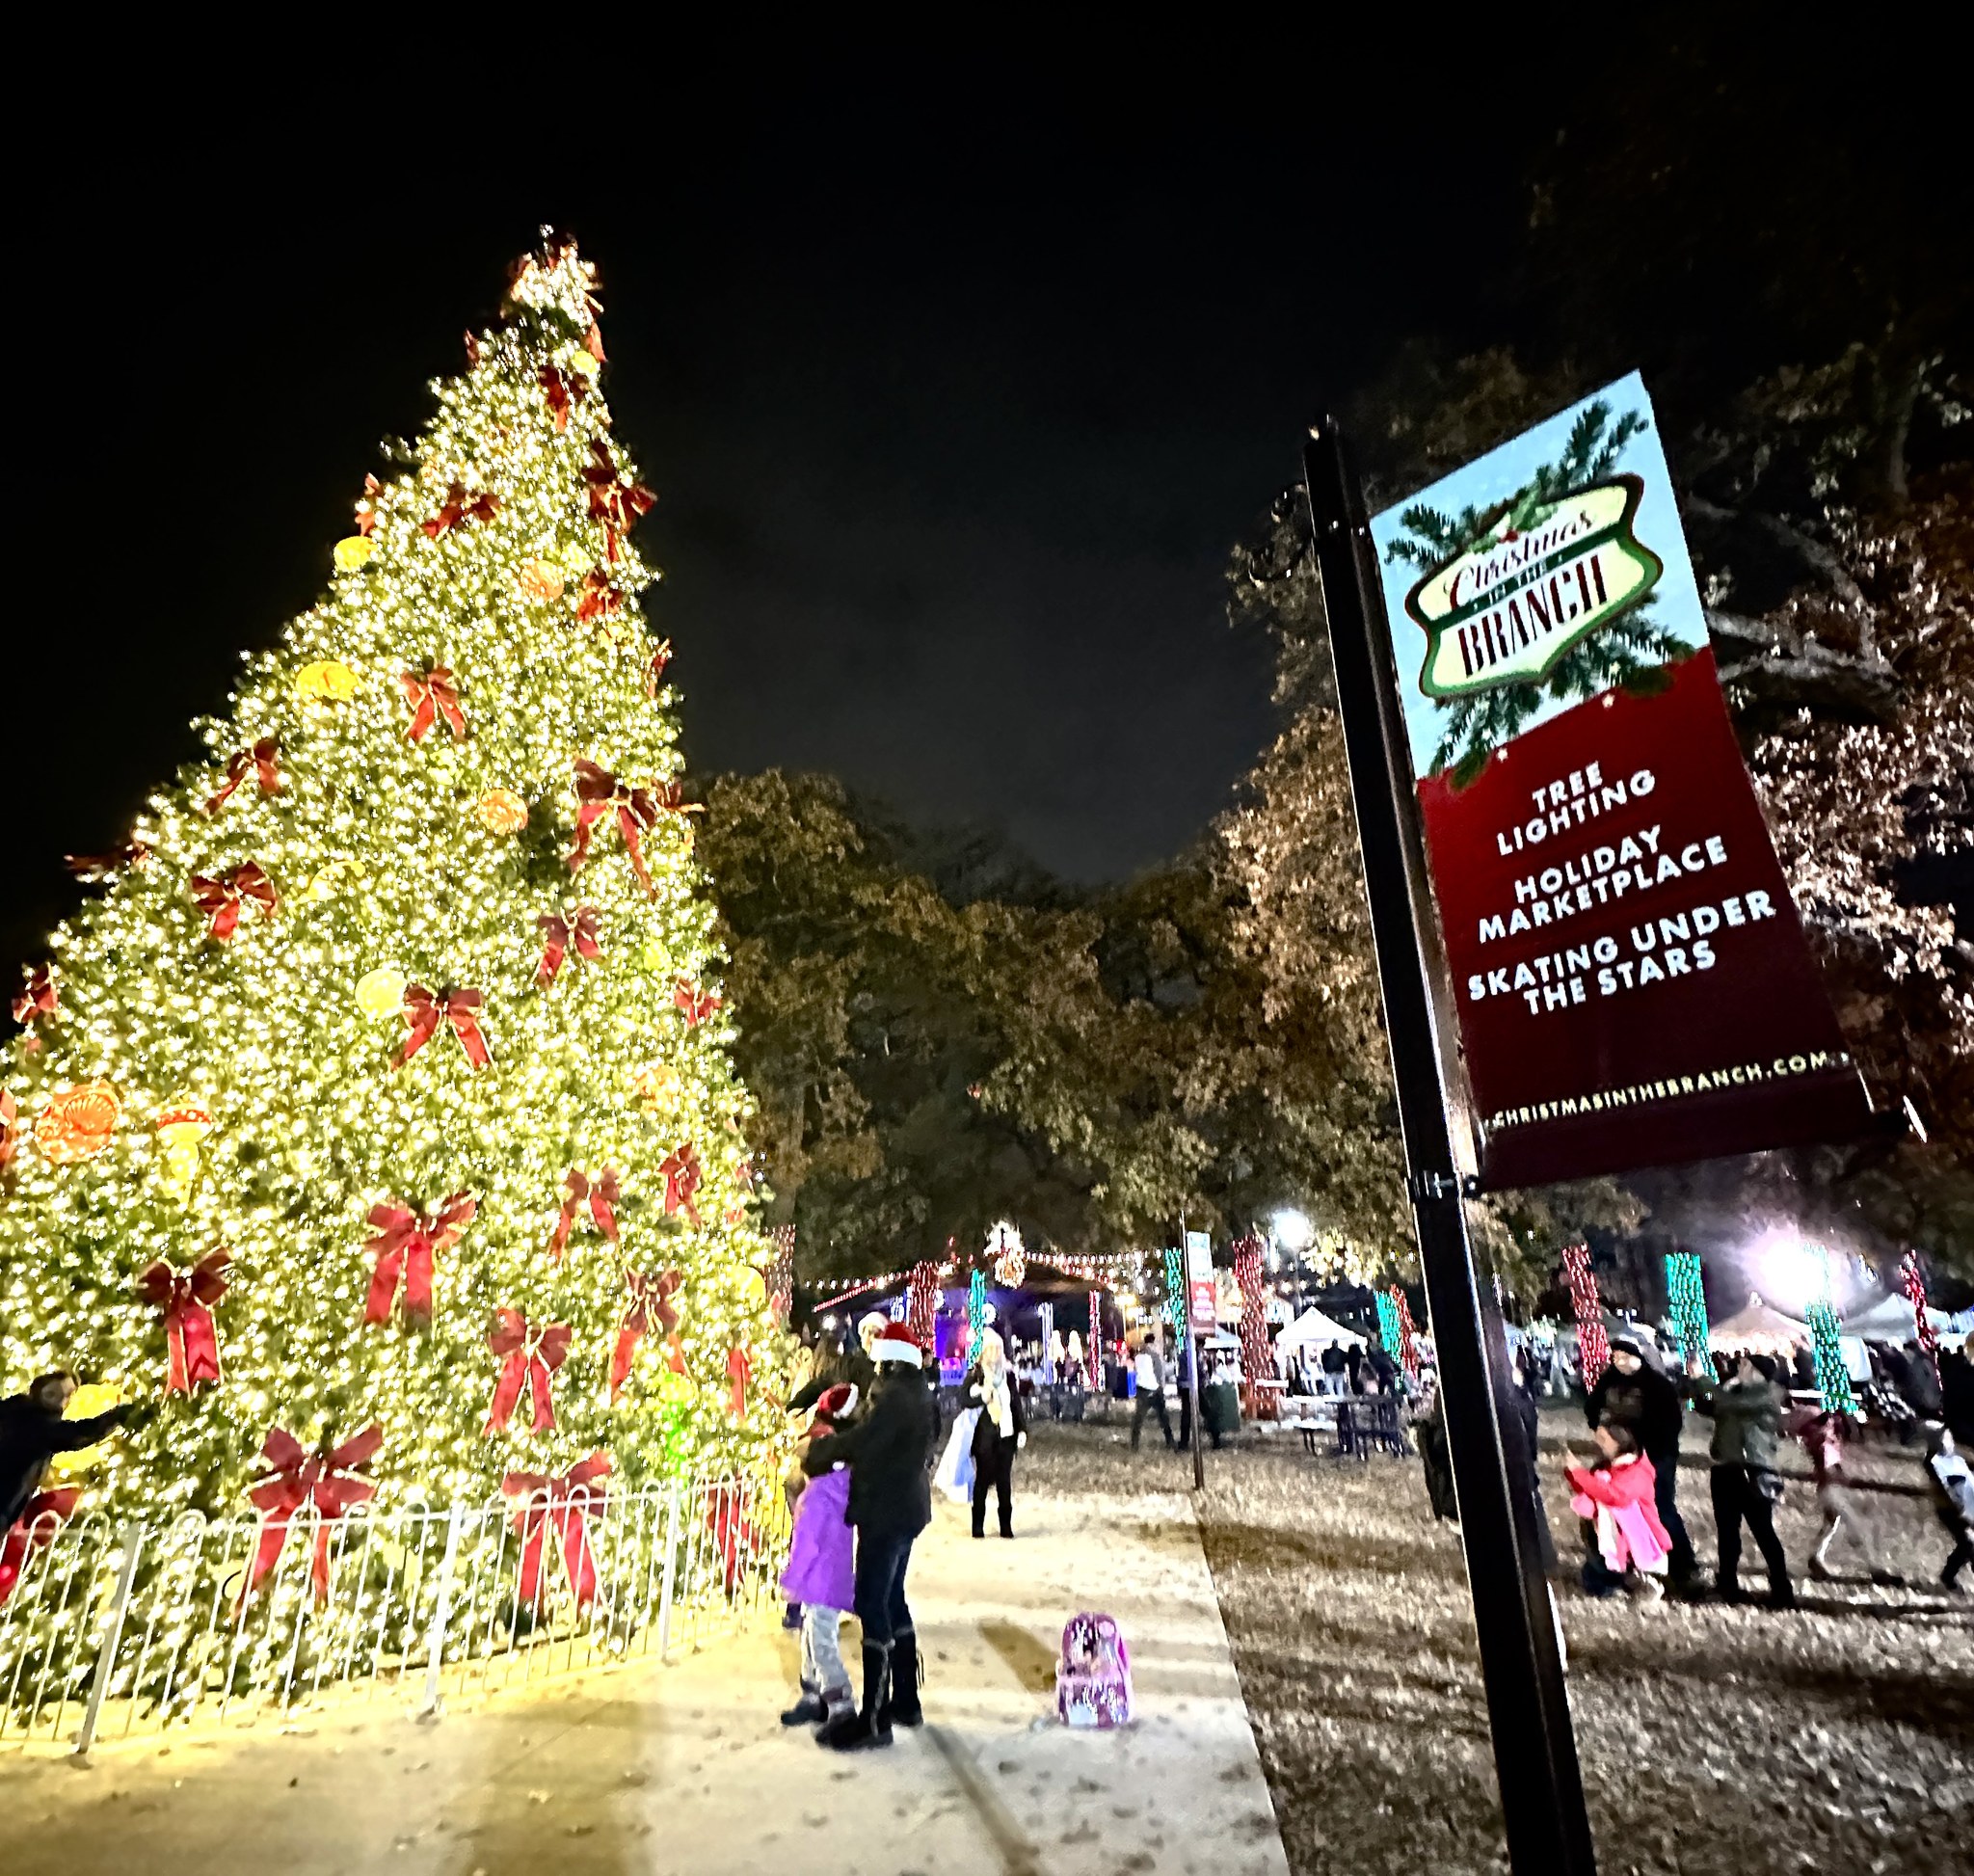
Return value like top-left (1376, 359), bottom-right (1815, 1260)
top-left (1303, 421), bottom-right (1598, 1876)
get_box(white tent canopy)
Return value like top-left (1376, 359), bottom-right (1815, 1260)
top-left (1839, 1291), bottom-right (1955, 1343)
top-left (1709, 1294), bottom-right (1808, 1353)
top-left (1276, 1306), bottom-right (1368, 1355)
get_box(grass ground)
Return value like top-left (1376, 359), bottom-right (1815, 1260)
top-left (1019, 1401), bottom-right (1974, 1876)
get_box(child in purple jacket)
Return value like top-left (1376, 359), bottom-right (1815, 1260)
top-left (779, 1383), bottom-right (859, 1729)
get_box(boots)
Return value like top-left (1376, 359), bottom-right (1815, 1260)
top-left (818, 1640), bottom-right (893, 1752)
top-left (887, 1627), bottom-right (923, 1729)
top-left (780, 1679), bottom-right (825, 1727)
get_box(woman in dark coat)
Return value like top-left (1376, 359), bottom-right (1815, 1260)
top-left (963, 1327), bottom-right (1027, 1539)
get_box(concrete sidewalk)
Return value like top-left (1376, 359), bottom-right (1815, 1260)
top-left (5, 1487), bottom-right (1291, 1876)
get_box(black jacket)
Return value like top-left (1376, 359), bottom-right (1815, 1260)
top-left (963, 1363), bottom-right (1027, 1457)
top-left (803, 1367), bottom-right (938, 1538)
top-left (1, 1394), bottom-right (127, 1531)
top-left (1586, 1361), bottom-right (1683, 1460)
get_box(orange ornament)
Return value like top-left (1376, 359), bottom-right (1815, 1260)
top-left (38, 1082), bottom-right (121, 1164)
top-left (518, 558), bottom-right (566, 603)
top-left (473, 789), bottom-right (529, 834)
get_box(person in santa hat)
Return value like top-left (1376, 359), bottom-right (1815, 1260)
top-left (778, 1382), bottom-right (862, 1730)
top-left (801, 1321), bottom-right (940, 1751)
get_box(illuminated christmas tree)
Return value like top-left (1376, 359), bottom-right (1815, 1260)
top-left (1, 233), bottom-right (786, 1526)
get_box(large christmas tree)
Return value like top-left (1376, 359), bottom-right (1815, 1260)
top-left (1, 233), bottom-right (786, 1525)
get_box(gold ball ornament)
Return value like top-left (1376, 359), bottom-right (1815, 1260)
top-left (333, 536), bottom-right (375, 572)
top-left (50, 1381), bottom-right (125, 1477)
top-left (37, 1082), bottom-right (121, 1164)
top-left (356, 968), bottom-right (410, 1021)
top-left (518, 558), bottom-right (566, 603)
top-left (295, 659), bottom-right (360, 705)
top-left (303, 860), bottom-right (348, 903)
top-left (566, 347), bottom-right (600, 378)
top-left (473, 788), bottom-right (529, 834)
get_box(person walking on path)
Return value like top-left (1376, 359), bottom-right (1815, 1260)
top-left (1796, 1406), bottom-right (1902, 1586)
top-left (2, 1373), bottom-right (134, 1533)
top-left (778, 1383), bottom-right (861, 1730)
top-left (802, 1323), bottom-right (940, 1751)
top-left (1131, 1335), bottom-right (1174, 1451)
top-left (1588, 1335), bottom-right (1701, 1590)
top-left (1925, 1423), bottom-right (1974, 1593)
top-left (1689, 1352), bottom-right (1796, 1609)
top-left (964, 1327), bottom-right (1027, 1538)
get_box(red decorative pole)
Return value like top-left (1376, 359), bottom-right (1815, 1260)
top-left (1561, 1245), bottom-right (1608, 1386)
top-left (1087, 1289), bottom-right (1103, 1386)
top-left (1232, 1235), bottom-right (1272, 1415)
top-left (766, 1224), bottom-right (795, 1324)
top-left (906, 1260), bottom-right (941, 1350)
top-left (1902, 1252), bottom-right (1940, 1387)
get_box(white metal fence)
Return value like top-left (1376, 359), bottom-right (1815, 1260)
top-left (0, 1471), bottom-right (788, 1755)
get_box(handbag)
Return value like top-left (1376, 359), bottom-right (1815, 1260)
top-left (1752, 1466), bottom-right (1784, 1504)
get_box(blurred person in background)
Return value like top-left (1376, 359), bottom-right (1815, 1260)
top-left (1689, 1352), bottom-right (1795, 1609)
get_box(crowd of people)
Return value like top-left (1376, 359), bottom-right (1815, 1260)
top-left (1559, 1332), bottom-right (1974, 1608)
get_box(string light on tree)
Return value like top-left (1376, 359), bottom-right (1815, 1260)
top-left (1664, 1249), bottom-right (1710, 1368)
top-left (1901, 1252), bottom-right (1940, 1387)
top-left (1561, 1244), bottom-right (1609, 1385)
top-left (968, 1269), bottom-right (988, 1362)
top-left (1162, 1246), bottom-right (1186, 1338)
top-left (1802, 1242), bottom-right (1858, 1414)
top-left (986, 1220), bottom-right (1026, 1288)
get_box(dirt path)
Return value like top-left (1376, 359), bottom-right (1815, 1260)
top-left (3, 1478), bottom-right (1290, 1876)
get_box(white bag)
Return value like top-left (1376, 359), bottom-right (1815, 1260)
top-left (935, 1407), bottom-right (980, 1502)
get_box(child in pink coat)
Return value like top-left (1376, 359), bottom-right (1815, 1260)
top-left (1567, 1422), bottom-right (1673, 1601)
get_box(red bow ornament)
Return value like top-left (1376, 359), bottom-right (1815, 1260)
top-left (245, 1424), bottom-right (383, 1604)
top-left (726, 1343), bottom-right (753, 1418)
top-left (354, 472), bottom-right (384, 536)
top-left (704, 1485), bottom-right (761, 1596)
top-left (0, 1488), bottom-right (81, 1607)
top-left (535, 906), bottom-right (601, 985)
top-left (645, 638), bottom-right (674, 697)
top-left (547, 1166), bottom-right (620, 1261)
top-left (204, 737), bottom-right (281, 815)
top-left (398, 983), bottom-right (491, 1070)
top-left (569, 760), bottom-right (658, 895)
top-left (673, 979), bottom-right (722, 1027)
top-left (539, 363), bottom-right (589, 432)
top-left (503, 1454), bottom-right (611, 1608)
top-left (575, 569), bottom-right (623, 625)
top-left (13, 964), bottom-right (57, 1032)
top-left (190, 862), bottom-right (278, 942)
top-left (658, 1142), bottom-right (703, 1224)
top-left (612, 1268), bottom-right (682, 1399)
top-left (583, 439), bottom-right (655, 561)
top-left (136, 1248), bottom-right (231, 1394)
top-left (0, 1090), bottom-right (17, 1168)
top-left (362, 1191), bottom-right (476, 1326)
top-left (422, 480), bottom-right (499, 538)
top-left (400, 665), bottom-right (467, 743)
top-left (485, 1308), bottom-right (574, 1434)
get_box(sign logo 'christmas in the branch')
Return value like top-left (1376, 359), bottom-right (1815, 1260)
top-left (1405, 475), bottom-right (1663, 699)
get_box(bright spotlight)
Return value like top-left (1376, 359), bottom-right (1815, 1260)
top-left (1272, 1208), bottom-right (1315, 1253)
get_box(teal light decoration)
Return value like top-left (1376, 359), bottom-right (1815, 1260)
top-left (1374, 1288), bottom-right (1402, 1355)
top-left (1665, 1250), bottom-right (1710, 1366)
top-left (1805, 1299), bottom-right (1857, 1413)
top-left (969, 1268), bottom-right (987, 1355)
top-left (1163, 1246), bottom-right (1186, 1336)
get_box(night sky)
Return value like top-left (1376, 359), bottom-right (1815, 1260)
top-left (13, 89), bottom-right (1544, 986)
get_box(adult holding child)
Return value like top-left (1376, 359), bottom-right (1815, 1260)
top-left (802, 1322), bottom-right (940, 1751)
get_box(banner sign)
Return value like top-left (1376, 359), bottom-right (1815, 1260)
top-left (1185, 1231), bottom-right (1217, 1332)
top-left (1369, 372), bottom-right (1872, 1186)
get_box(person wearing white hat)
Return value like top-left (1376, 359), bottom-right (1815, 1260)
top-left (802, 1322), bottom-right (939, 1750)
